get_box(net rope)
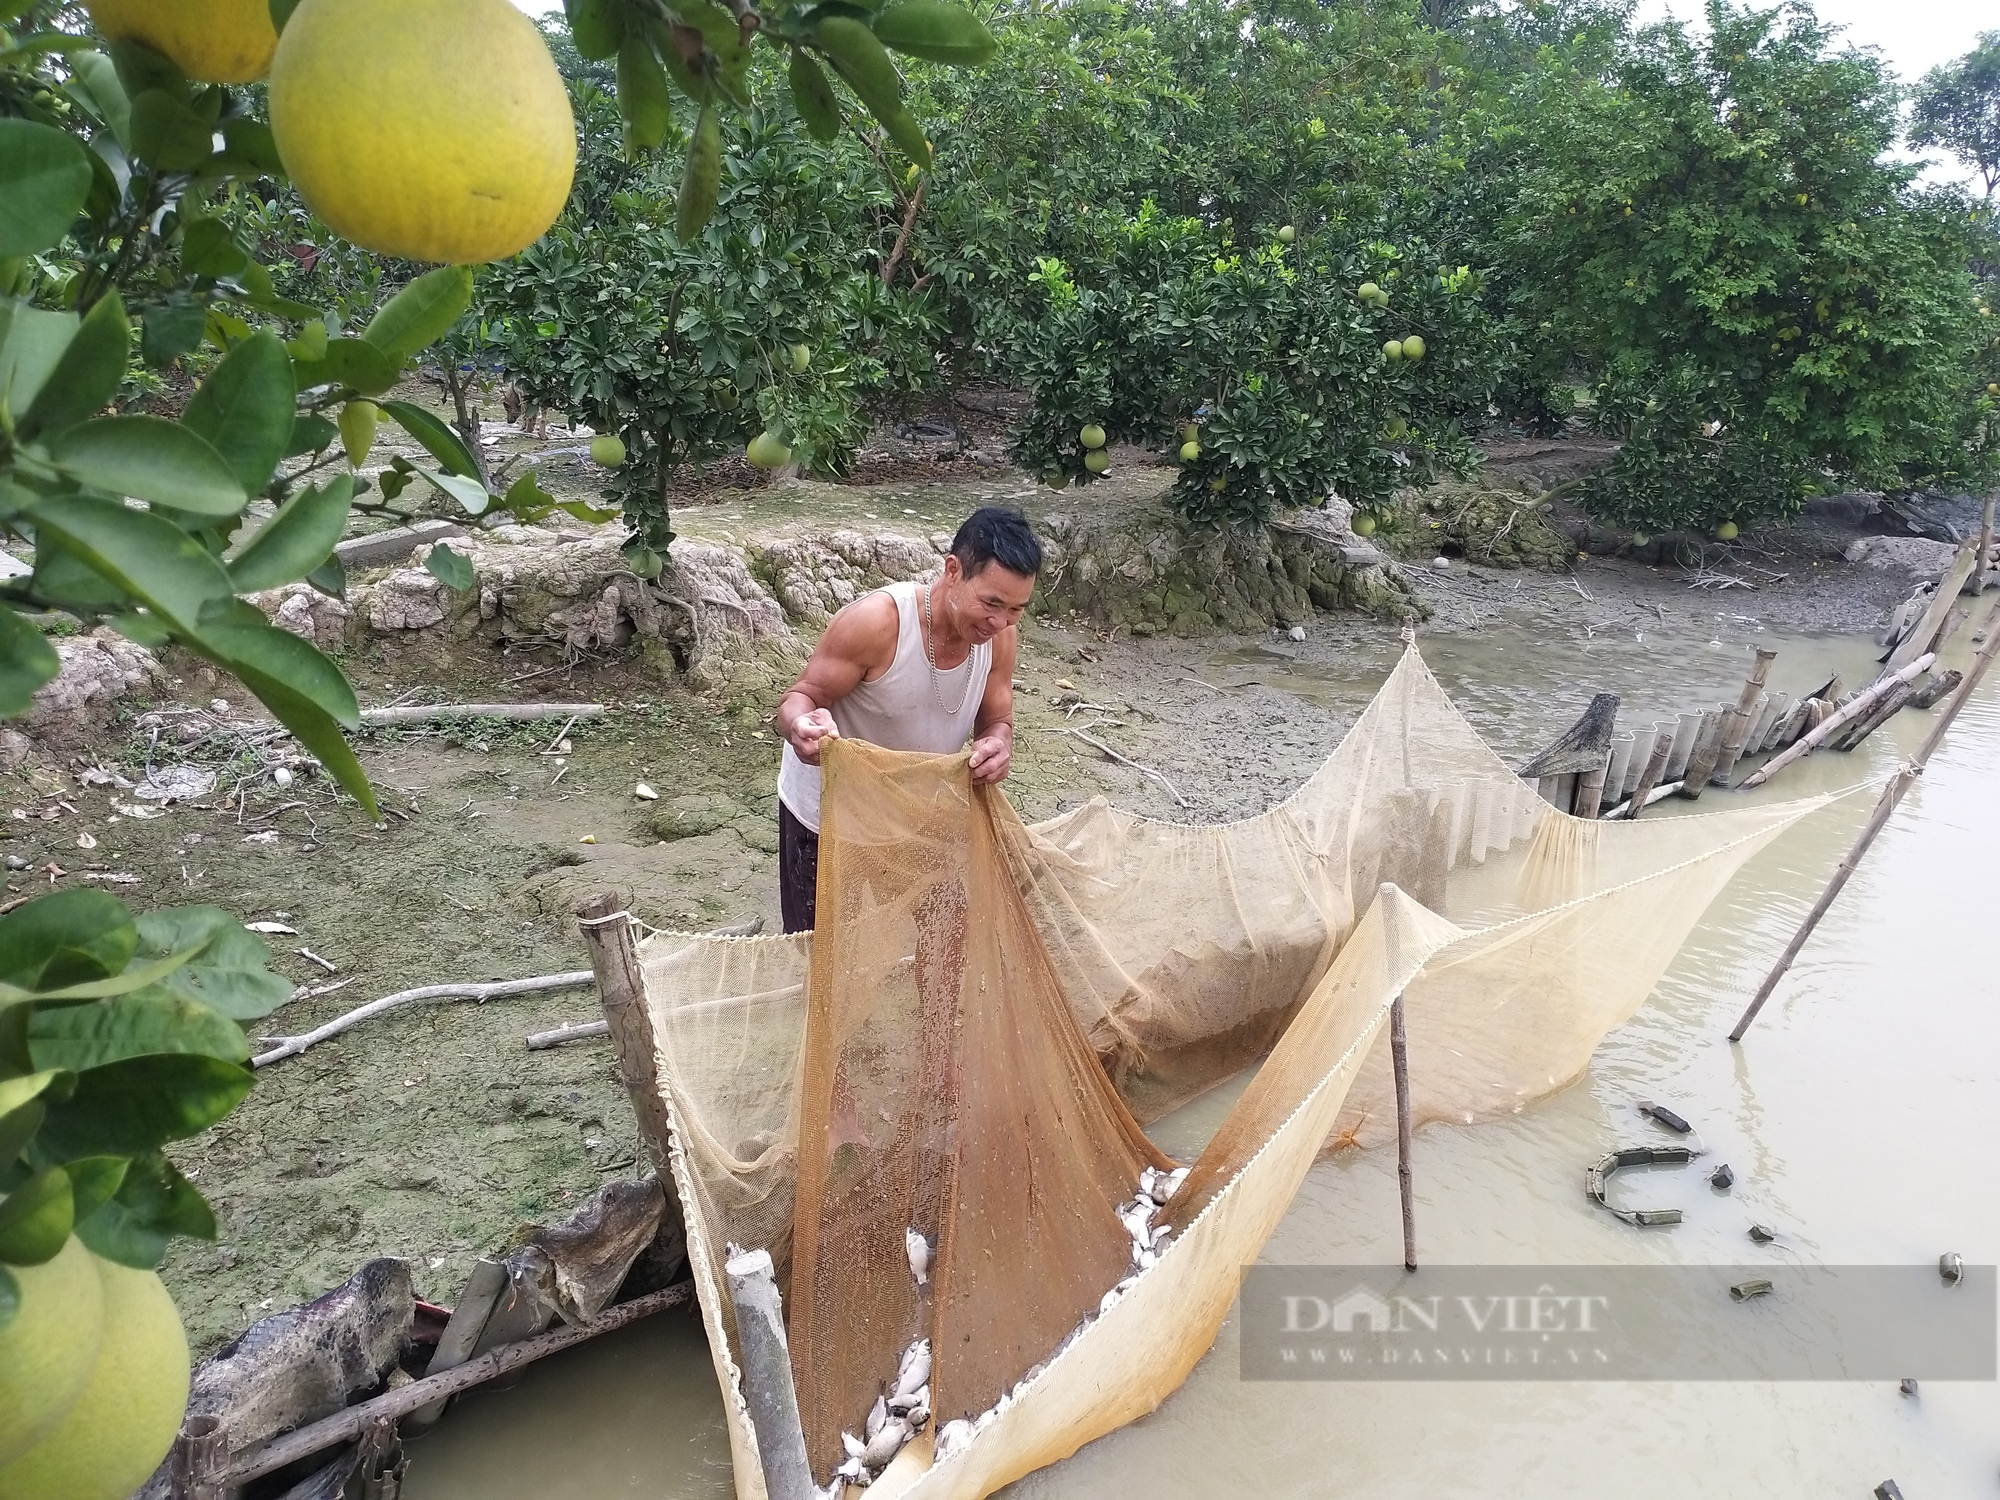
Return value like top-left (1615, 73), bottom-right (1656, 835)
top-left (627, 642), bottom-right (1842, 1499)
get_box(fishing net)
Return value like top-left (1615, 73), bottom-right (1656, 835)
top-left (625, 642), bottom-right (1837, 1500)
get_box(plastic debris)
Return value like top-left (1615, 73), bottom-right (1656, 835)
top-left (1940, 1252), bottom-right (1964, 1286)
top-left (1898, 1378), bottom-right (1918, 1398)
top-left (1729, 1279), bottom-right (1772, 1301)
top-left (1709, 1164), bottom-right (1734, 1191)
top-left (1585, 1145), bottom-right (1699, 1226)
top-left (1642, 1102), bottom-right (1692, 1133)
top-left (1748, 1224), bottom-right (1777, 1243)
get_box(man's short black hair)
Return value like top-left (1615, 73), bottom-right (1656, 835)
top-left (950, 507), bottom-right (1043, 579)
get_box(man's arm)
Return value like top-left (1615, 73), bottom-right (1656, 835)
top-left (774, 594), bottom-right (898, 764)
top-left (968, 627), bottom-right (1018, 784)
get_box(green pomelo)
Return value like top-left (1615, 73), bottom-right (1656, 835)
top-left (0, 1238), bottom-right (107, 1465)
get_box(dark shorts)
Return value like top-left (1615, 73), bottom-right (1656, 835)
top-left (779, 802), bottom-right (819, 935)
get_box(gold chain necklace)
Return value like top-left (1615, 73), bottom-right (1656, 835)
top-left (923, 585), bottom-right (974, 717)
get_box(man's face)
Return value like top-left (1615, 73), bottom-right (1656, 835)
top-left (946, 555), bottom-right (1036, 642)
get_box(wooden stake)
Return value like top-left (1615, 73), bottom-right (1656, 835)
top-left (225, 1283), bottom-right (692, 1483)
top-left (576, 893), bottom-right (677, 1174)
top-left (1970, 493), bottom-right (1994, 595)
top-left (1391, 996), bottom-right (1416, 1272)
top-left (1618, 728), bottom-right (1675, 820)
top-left (1707, 649), bottom-right (1778, 787)
top-left (724, 1247), bottom-right (818, 1500)
top-left (167, 1414), bottom-right (228, 1500)
top-left (1735, 655), bottom-right (1934, 790)
top-left (1731, 600), bottom-right (2000, 1040)
top-left (1573, 750), bottom-right (1611, 820)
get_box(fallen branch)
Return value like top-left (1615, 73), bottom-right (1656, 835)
top-left (359, 703), bottom-right (605, 726)
top-left (1735, 655), bottom-right (1935, 790)
top-left (525, 917), bottom-right (764, 1050)
top-left (1044, 727), bottom-right (1188, 808)
top-left (224, 1282), bottom-right (692, 1484)
top-left (254, 971), bottom-right (596, 1067)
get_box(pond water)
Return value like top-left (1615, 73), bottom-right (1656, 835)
top-left (403, 618), bottom-right (1998, 1499)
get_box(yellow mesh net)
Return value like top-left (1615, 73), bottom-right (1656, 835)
top-left (628, 642), bottom-right (1836, 1500)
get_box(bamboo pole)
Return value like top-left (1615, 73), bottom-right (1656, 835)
top-left (167, 1415), bottom-right (228, 1500)
top-left (1970, 494), bottom-right (1994, 595)
top-left (1735, 655), bottom-right (1935, 790)
top-left (224, 1283), bottom-right (692, 1483)
top-left (1573, 750), bottom-right (1611, 820)
top-left (1731, 600), bottom-right (2000, 1040)
top-left (1391, 996), bottom-right (1416, 1271)
top-left (1617, 727), bottom-right (1674, 820)
top-left (1708, 649), bottom-right (1778, 786)
top-left (1675, 707), bottom-right (1726, 799)
top-left (724, 1248), bottom-right (818, 1500)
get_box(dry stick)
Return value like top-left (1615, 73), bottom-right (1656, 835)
top-left (223, 1283), bottom-right (693, 1485)
top-left (1390, 996), bottom-right (1417, 1272)
top-left (1731, 599), bottom-right (2000, 1041)
top-left (252, 972), bottom-right (595, 1067)
top-left (1708, 648), bottom-right (1779, 788)
top-left (359, 703), bottom-right (604, 727)
top-left (576, 895), bottom-right (678, 1175)
top-left (527, 917), bottom-right (764, 1050)
top-left (1045, 727), bottom-right (1188, 808)
top-left (1735, 654), bottom-right (1935, 790)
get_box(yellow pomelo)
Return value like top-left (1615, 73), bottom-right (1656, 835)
top-left (0, 1238), bottom-right (107, 1465)
top-left (268, 0), bottom-right (576, 264)
top-left (87, 0), bottom-right (278, 83)
top-left (0, 1258), bottom-right (190, 1500)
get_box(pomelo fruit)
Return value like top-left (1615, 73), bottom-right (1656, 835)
top-left (1383, 415), bottom-right (1407, 439)
top-left (1382, 339), bottom-right (1403, 361)
top-left (1357, 281), bottom-right (1381, 303)
top-left (788, 344), bottom-right (812, 374)
top-left (1078, 423), bottom-right (1106, 450)
top-left (87, 0), bottom-right (277, 82)
top-left (337, 399), bottom-right (377, 469)
top-left (1277, 224), bottom-right (1296, 244)
top-left (1179, 440), bottom-right (1200, 462)
top-left (746, 431), bottom-right (793, 469)
top-left (1400, 335), bottom-right (1425, 361)
top-left (1083, 448), bottom-right (1110, 474)
top-left (1631, 532), bottom-right (1651, 547)
top-left (1352, 513), bottom-right (1378, 537)
top-left (590, 434), bottom-right (626, 467)
top-left (268, 0), bottom-right (576, 264)
top-left (0, 1238), bottom-right (107, 1465)
top-left (0, 1256), bottom-right (189, 1500)
top-left (1207, 476), bottom-right (1228, 492)
top-left (1715, 520), bottom-right (1739, 541)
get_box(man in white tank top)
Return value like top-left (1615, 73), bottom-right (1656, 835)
top-left (772, 507), bottom-right (1042, 931)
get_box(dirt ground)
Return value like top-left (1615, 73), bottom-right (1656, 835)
top-left (0, 425), bottom-right (1949, 1354)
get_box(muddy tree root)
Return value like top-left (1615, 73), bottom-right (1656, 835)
top-left (253, 972), bottom-right (597, 1067)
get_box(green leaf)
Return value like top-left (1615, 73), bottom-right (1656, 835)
top-left (0, 301), bottom-right (79, 417)
top-left (36, 1053), bottom-right (252, 1161)
top-left (414, 466), bottom-right (489, 515)
top-left (30, 536), bottom-right (130, 613)
top-left (107, 611), bottom-right (172, 649)
top-left (286, 413), bottom-right (338, 457)
top-left (0, 1264), bottom-right (15, 1328)
top-left (0, 1167), bottom-right (72, 1264)
top-left (423, 541), bottom-right (474, 590)
top-left (46, 416), bottom-right (248, 516)
top-left (134, 909), bottom-right (290, 1022)
top-left (305, 553), bottom-right (345, 599)
top-left (219, 117), bottom-right (282, 174)
top-left (269, 0), bottom-right (305, 32)
top-left (377, 399), bottom-right (481, 477)
top-left (566, 0), bottom-right (624, 60)
top-left (618, 36), bottom-right (673, 150)
top-left (67, 53), bottom-right (131, 149)
top-left (195, 617), bottom-right (358, 727)
top-left (227, 474), bottom-right (352, 592)
top-left (557, 498), bottom-right (621, 525)
top-left (877, 104), bottom-right (932, 170)
top-left (292, 336), bottom-right (398, 396)
top-left (0, 1099), bottom-right (46, 1175)
top-left (181, 330), bottom-right (295, 494)
top-left (870, 0), bottom-right (996, 64)
top-left (17, 289), bottom-right (128, 441)
top-left (141, 298), bottom-right (207, 367)
top-left (128, 88), bottom-right (216, 172)
top-left (676, 104), bottom-right (722, 243)
top-left (74, 1150), bottom-right (210, 1268)
top-left (0, 892), bottom-right (136, 993)
top-left (63, 1156), bottom-right (127, 1223)
top-left (360, 266), bottom-right (473, 364)
top-left (227, 669), bottom-right (376, 819)
top-left (28, 990), bottom-right (250, 1071)
top-left (788, 50), bottom-right (843, 142)
top-left (0, 118), bottom-right (92, 257)
top-left (13, 941), bottom-right (213, 1003)
top-left (0, 605), bottom-right (60, 718)
top-left (180, 217), bottom-right (251, 280)
top-left (0, 1072), bottom-right (66, 1121)
top-left (108, 38), bottom-right (184, 98)
top-left (22, 491), bottom-right (236, 632)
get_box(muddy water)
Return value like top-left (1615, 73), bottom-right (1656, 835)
top-left (403, 620), bottom-right (1999, 1498)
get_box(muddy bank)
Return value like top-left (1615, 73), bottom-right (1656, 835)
top-left (0, 447), bottom-right (1965, 1354)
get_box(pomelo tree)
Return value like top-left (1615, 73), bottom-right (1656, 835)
top-left (0, 0), bottom-right (994, 1488)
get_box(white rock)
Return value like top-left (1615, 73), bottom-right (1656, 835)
top-left (272, 767), bottom-right (293, 788)
top-left (1287, 624), bottom-right (1307, 642)
top-left (634, 782), bottom-right (658, 800)
top-left (1432, 556), bottom-right (1451, 570)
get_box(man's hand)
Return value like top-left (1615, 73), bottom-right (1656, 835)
top-left (969, 724), bottom-right (1012, 783)
top-left (787, 706), bottom-right (840, 765)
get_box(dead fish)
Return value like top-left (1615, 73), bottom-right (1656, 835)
top-left (898, 1338), bottom-right (930, 1379)
top-left (836, 1455), bottom-right (867, 1484)
top-left (894, 1345), bottom-right (931, 1399)
top-left (1137, 1248), bottom-right (1157, 1270)
top-left (1099, 1288), bottom-right (1122, 1315)
top-left (842, 1432), bottom-right (867, 1461)
top-left (934, 1419), bottom-right (974, 1462)
top-left (866, 1395), bottom-right (887, 1441)
top-left (906, 1227), bottom-right (931, 1287)
top-left (888, 1381), bottom-right (928, 1414)
top-left (1148, 1224), bottom-right (1171, 1249)
top-left (860, 1416), bottom-right (910, 1469)
top-left (905, 1399), bottom-right (931, 1429)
